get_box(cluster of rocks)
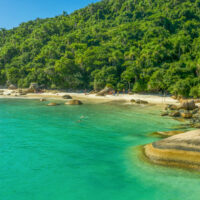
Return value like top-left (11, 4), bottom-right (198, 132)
top-left (130, 99), bottom-right (148, 104)
top-left (161, 100), bottom-right (200, 128)
top-left (46, 95), bottom-right (83, 106)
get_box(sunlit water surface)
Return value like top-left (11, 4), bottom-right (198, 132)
top-left (0, 99), bottom-right (199, 200)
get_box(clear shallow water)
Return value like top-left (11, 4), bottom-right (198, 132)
top-left (0, 99), bottom-right (199, 200)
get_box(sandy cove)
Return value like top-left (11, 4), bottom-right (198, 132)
top-left (4, 88), bottom-right (200, 171)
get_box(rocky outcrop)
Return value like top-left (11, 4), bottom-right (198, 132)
top-left (62, 95), bottom-right (72, 99)
top-left (162, 100), bottom-right (200, 128)
top-left (178, 100), bottom-right (196, 110)
top-left (65, 100), bottom-right (83, 105)
top-left (144, 130), bottom-right (200, 170)
top-left (96, 87), bottom-right (114, 96)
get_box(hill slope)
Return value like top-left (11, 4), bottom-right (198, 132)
top-left (1, 0), bottom-right (200, 97)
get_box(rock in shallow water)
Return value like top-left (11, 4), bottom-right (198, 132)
top-left (65, 100), bottom-right (83, 105)
top-left (169, 111), bottom-right (181, 117)
top-left (152, 130), bottom-right (185, 137)
top-left (48, 103), bottom-right (58, 106)
top-left (144, 129), bottom-right (200, 170)
top-left (161, 112), bottom-right (168, 116)
top-left (135, 99), bottom-right (148, 104)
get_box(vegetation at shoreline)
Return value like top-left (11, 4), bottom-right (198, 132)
top-left (1, 0), bottom-right (200, 97)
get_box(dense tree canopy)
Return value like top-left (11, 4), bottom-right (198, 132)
top-left (1, 0), bottom-right (200, 97)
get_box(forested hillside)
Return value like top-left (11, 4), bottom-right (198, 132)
top-left (1, 0), bottom-right (200, 97)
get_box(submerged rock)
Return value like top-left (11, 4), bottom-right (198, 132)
top-left (144, 129), bottom-right (200, 170)
top-left (47, 103), bottom-right (58, 106)
top-left (152, 130), bottom-right (185, 137)
top-left (40, 98), bottom-right (46, 102)
top-left (161, 112), bottom-right (168, 116)
top-left (65, 100), bottom-right (83, 105)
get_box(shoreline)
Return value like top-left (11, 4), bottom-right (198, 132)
top-left (0, 89), bottom-right (179, 105)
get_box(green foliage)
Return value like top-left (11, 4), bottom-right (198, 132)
top-left (117, 83), bottom-right (125, 91)
top-left (190, 85), bottom-right (200, 98)
top-left (133, 81), bottom-right (146, 93)
top-left (0, 0), bottom-right (200, 97)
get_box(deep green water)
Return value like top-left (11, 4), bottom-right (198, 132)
top-left (0, 99), bottom-right (199, 200)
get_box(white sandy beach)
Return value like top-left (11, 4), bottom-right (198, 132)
top-left (0, 89), bottom-right (179, 104)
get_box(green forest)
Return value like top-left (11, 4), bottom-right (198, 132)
top-left (1, 0), bottom-right (200, 97)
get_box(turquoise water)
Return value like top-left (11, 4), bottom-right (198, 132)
top-left (0, 99), bottom-right (199, 200)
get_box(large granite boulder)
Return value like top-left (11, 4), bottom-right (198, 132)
top-left (144, 129), bottom-right (200, 170)
top-left (65, 100), bottom-right (83, 105)
top-left (178, 100), bottom-right (196, 110)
